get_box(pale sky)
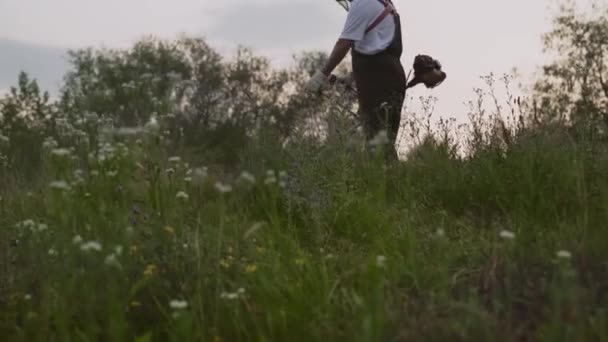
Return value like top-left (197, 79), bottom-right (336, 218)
top-left (0, 0), bottom-right (591, 122)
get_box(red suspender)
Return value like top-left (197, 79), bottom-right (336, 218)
top-left (365, 0), bottom-right (396, 34)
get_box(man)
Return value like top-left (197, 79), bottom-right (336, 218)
top-left (307, 0), bottom-right (406, 160)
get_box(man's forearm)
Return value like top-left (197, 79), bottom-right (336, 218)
top-left (321, 39), bottom-right (353, 76)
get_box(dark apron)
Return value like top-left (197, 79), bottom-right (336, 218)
top-left (351, 2), bottom-right (406, 159)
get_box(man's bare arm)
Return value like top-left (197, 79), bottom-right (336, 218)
top-left (321, 39), bottom-right (353, 76)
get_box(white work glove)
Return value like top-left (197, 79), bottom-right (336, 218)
top-left (306, 70), bottom-right (329, 93)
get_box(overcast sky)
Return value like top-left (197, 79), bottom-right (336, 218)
top-left (0, 0), bottom-right (592, 122)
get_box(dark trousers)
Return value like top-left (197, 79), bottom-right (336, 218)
top-left (352, 51), bottom-right (406, 160)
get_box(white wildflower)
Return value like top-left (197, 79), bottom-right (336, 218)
top-left (369, 130), bottom-right (389, 147)
top-left (91, 170), bottom-right (99, 177)
top-left (176, 191), bottom-right (189, 200)
top-left (104, 253), bottom-right (121, 268)
top-left (48, 248), bottom-right (58, 256)
top-left (145, 116), bottom-right (160, 132)
top-left (220, 292), bottom-right (239, 300)
top-left (49, 180), bottom-right (71, 191)
top-left (165, 168), bottom-right (175, 175)
top-left (278, 170), bottom-right (288, 179)
top-left (184, 177), bottom-right (192, 183)
top-left (169, 299), bottom-right (188, 310)
top-left (24, 294), bottom-right (32, 301)
top-left (0, 134), bottom-right (9, 145)
top-left (37, 223), bottom-right (48, 232)
top-left (376, 255), bottom-right (387, 268)
top-left (436, 229), bottom-right (445, 237)
top-left (106, 170), bottom-right (118, 178)
top-left (168, 156), bottom-right (181, 163)
top-left (51, 148), bottom-right (71, 157)
top-left (80, 241), bottom-right (102, 252)
top-left (557, 250), bottom-right (572, 259)
top-left (72, 235), bottom-right (83, 244)
top-left (115, 246), bottom-right (123, 256)
top-left (239, 171), bottom-right (256, 183)
top-left (264, 176), bottom-right (277, 185)
top-left (215, 182), bottom-right (233, 194)
top-left (499, 230), bottom-right (516, 240)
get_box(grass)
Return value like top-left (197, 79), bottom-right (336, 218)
top-left (1, 103), bottom-right (608, 342)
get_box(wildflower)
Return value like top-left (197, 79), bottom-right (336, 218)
top-left (49, 180), bottom-right (71, 191)
top-left (239, 171), bottom-right (256, 183)
top-left (169, 299), bottom-right (188, 310)
top-left (145, 116), bottom-right (160, 132)
top-left (220, 257), bottom-right (233, 269)
top-left (104, 253), bottom-right (121, 268)
top-left (115, 246), bottom-right (123, 255)
top-left (376, 255), bottom-right (387, 268)
top-left (106, 170), bottom-right (118, 178)
top-left (499, 230), bottom-right (515, 240)
top-left (143, 264), bottom-right (157, 276)
top-left (168, 156), bottom-right (181, 163)
top-left (279, 180), bottom-right (287, 188)
top-left (24, 294), bottom-right (32, 301)
top-left (130, 301), bottom-right (141, 307)
top-left (436, 228), bottom-right (445, 237)
top-left (245, 264), bottom-right (258, 273)
top-left (295, 258), bottom-right (306, 266)
top-left (51, 148), bottom-right (71, 157)
top-left (176, 191), bottom-right (189, 200)
top-left (165, 168), bottom-right (175, 175)
top-left (264, 176), bottom-right (277, 185)
top-left (192, 167), bottom-right (208, 184)
top-left (91, 170), bottom-right (100, 177)
top-left (80, 241), bottom-right (102, 252)
top-left (557, 250), bottom-right (572, 259)
top-left (215, 182), bottom-right (232, 193)
top-left (48, 248), bottom-right (58, 256)
top-left (0, 134), bottom-right (9, 145)
top-left (72, 235), bottom-right (83, 244)
top-left (220, 292), bottom-right (239, 300)
top-left (164, 226), bottom-right (175, 234)
top-left (369, 130), bottom-right (389, 147)
top-left (278, 170), bottom-right (288, 179)
top-left (37, 223), bottom-right (48, 232)
top-left (184, 177), bottom-right (192, 183)
top-left (237, 288), bottom-right (246, 295)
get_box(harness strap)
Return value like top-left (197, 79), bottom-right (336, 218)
top-left (364, 0), bottom-right (396, 34)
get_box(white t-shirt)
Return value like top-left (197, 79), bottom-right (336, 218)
top-left (340, 0), bottom-right (396, 55)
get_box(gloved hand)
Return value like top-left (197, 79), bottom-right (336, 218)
top-left (306, 70), bottom-right (329, 93)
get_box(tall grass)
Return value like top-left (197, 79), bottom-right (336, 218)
top-left (1, 76), bottom-right (608, 342)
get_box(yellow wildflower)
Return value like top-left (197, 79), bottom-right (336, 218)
top-left (245, 264), bottom-right (258, 273)
top-left (143, 264), bottom-right (157, 276)
top-left (164, 226), bottom-right (175, 235)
